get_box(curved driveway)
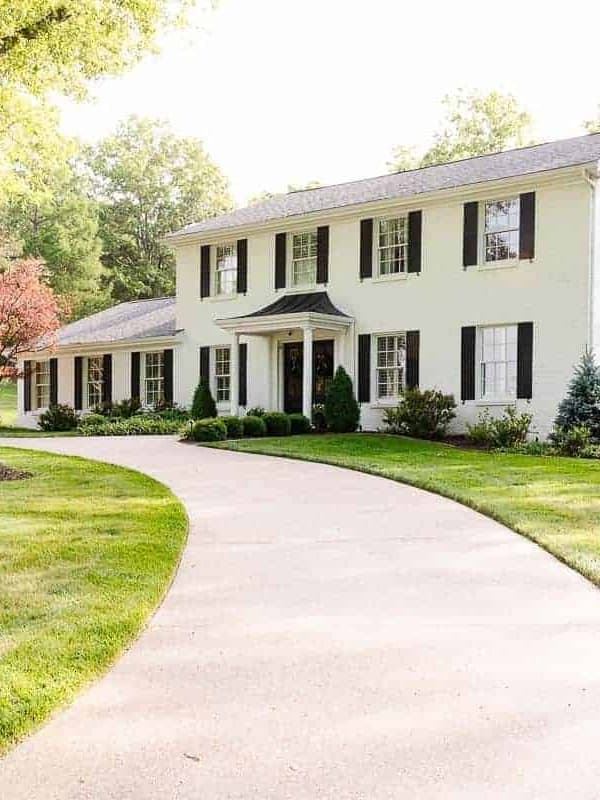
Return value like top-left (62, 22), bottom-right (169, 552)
top-left (2, 436), bottom-right (600, 799)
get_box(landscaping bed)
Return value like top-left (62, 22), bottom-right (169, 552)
top-left (0, 447), bottom-right (187, 754)
top-left (0, 463), bottom-right (31, 481)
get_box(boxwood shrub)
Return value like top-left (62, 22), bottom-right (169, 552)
top-left (189, 418), bottom-right (227, 442)
top-left (221, 415), bottom-right (243, 439)
top-left (80, 416), bottom-right (182, 436)
top-left (242, 414), bottom-right (267, 437)
top-left (288, 413), bottom-right (311, 435)
top-left (38, 404), bottom-right (79, 431)
top-left (263, 411), bottom-right (291, 436)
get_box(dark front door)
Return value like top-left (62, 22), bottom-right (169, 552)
top-left (283, 339), bottom-right (335, 413)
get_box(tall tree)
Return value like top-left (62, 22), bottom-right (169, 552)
top-left (389, 89), bottom-right (534, 172)
top-left (248, 180), bottom-right (322, 206)
top-left (88, 116), bottom-right (232, 301)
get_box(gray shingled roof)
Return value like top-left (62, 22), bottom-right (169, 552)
top-left (170, 133), bottom-right (600, 238)
top-left (48, 297), bottom-right (178, 349)
top-left (233, 291), bottom-right (349, 319)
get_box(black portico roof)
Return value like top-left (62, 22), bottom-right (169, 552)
top-left (234, 291), bottom-right (349, 318)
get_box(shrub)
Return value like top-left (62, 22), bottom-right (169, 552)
top-left (554, 350), bottom-right (600, 441)
top-left (311, 403), bottom-right (327, 433)
top-left (288, 413), bottom-right (311, 434)
top-left (191, 379), bottom-right (217, 419)
top-left (263, 411), bottom-right (291, 436)
top-left (383, 388), bottom-right (457, 440)
top-left (38, 403), bottom-right (79, 431)
top-left (324, 366), bottom-right (360, 433)
top-left (79, 416), bottom-right (182, 436)
top-left (246, 406), bottom-right (266, 418)
top-left (242, 414), bottom-right (267, 437)
top-left (187, 417), bottom-right (227, 442)
top-left (113, 397), bottom-right (142, 418)
top-left (152, 405), bottom-right (190, 422)
top-left (551, 424), bottom-right (592, 457)
top-left (466, 406), bottom-right (533, 449)
top-left (221, 415), bottom-right (243, 439)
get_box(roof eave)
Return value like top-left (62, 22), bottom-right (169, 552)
top-left (21, 331), bottom-right (183, 359)
top-left (215, 311), bottom-right (352, 335)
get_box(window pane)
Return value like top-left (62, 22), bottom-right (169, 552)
top-left (480, 325), bottom-right (518, 399)
top-left (291, 231), bottom-right (317, 286)
top-left (216, 244), bottom-right (237, 295)
top-left (378, 217), bottom-right (407, 275)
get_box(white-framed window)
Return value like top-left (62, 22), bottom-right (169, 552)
top-left (144, 351), bottom-right (164, 407)
top-left (375, 333), bottom-right (406, 400)
top-left (479, 325), bottom-right (517, 400)
top-left (484, 198), bottom-right (519, 263)
top-left (34, 360), bottom-right (50, 410)
top-left (377, 216), bottom-right (408, 275)
top-left (87, 356), bottom-right (103, 409)
top-left (291, 230), bottom-right (317, 287)
top-left (215, 244), bottom-right (237, 295)
top-left (214, 346), bottom-right (231, 402)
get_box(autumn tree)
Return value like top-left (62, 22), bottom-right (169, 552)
top-left (87, 116), bottom-right (232, 301)
top-left (389, 89), bottom-right (534, 172)
top-left (0, 260), bottom-right (65, 378)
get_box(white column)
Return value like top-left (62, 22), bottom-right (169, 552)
top-left (230, 332), bottom-right (240, 416)
top-left (302, 326), bottom-right (313, 419)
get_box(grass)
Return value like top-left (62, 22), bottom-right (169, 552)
top-left (0, 447), bottom-right (187, 754)
top-left (0, 381), bottom-right (16, 427)
top-left (215, 433), bottom-right (600, 587)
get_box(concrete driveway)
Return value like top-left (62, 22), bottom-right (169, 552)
top-left (1, 436), bottom-right (600, 799)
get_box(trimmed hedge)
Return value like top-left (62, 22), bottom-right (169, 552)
top-left (191, 379), bottom-right (217, 419)
top-left (263, 411), bottom-right (291, 436)
top-left (188, 418), bottom-right (227, 442)
top-left (221, 415), bottom-right (243, 439)
top-left (288, 413), bottom-right (311, 434)
top-left (242, 415), bottom-right (267, 437)
top-left (80, 416), bottom-right (183, 436)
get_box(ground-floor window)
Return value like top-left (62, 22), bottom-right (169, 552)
top-left (87, 356), bottom-right (104, 409)
top-left (479, 324), bottom-right (517, 400)
top-left (144, 351), bottom-right (164, 406)
top-left (34, 360), bottom-right (50, 410)
top-left (376, 333), bottom-right (406, 400)
top-left (214, 346), bottom-right (231, 402)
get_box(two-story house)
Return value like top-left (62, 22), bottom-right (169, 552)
top-left (16, 133), bottom-right (600, 436)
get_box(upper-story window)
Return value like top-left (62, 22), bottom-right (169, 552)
top-left (479, 324), bottom-right (517, 400)
top-left (376, 333), bottom-right (406, 400)
top-left (87, 356), bottom-right (104, 409)
top-left (214, 346), bottom-right (231, 402)
top-left (377, 217), bottom-right (408, 275)
top-left (145, 351), bottom-right (164, 407)
top-left (215, 244), bottom-right (237, 295)
top-left (34, 360), bottom-right (50, 410)
top-left (291, 231), bottom-right (317, 287)
top-left (484, 198), bottom-right (519, 263)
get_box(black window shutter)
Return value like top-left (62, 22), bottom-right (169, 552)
top-left (163, 349), bottom-right (173, 404)
top-left (407, 211), bottom-right (422, 274)
top-left (517, 322), bottom-right (533, 399)
top-left (358, 333), bottom-right (371, 403)
top-left (23, 360), bottom-right (32, 412)
top-left (463, 202), bottom-right (479, 267)
top-left (200, 245), bottom-right (211, 298)
top-left (461, 326), bottom-right (476, 401)
top-left (316, 225), bottom-right (329, 284)
top-left (130, 352), bottom-right (141, 401)
top-left (519, 192), bottom-right (536, 260)
top-left (359, 219), bottom-right (373, 279)
top-left (406, 331), bottom-right (420, 389)
top-left (275, 233), bottom-right (286, 289)
top-left (102, 354), bottom-right (112, 405)
top-left (199, 346), bottom-right (210, 382)
top-left (236, 239), bottom-right (248, 294)
top-left (74, 356), bottom-right (83, 410)
top-left (49, 358), bottom-right (58, 406)
top-left (238, 343), bottom-right (248, 406)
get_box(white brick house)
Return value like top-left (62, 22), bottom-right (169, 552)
top-left (17, 133), bottom-right (600, 436)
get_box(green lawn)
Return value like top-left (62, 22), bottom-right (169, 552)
top-left (216, 434), bottom-right (600, 587)
top-left (0, 447), bottom-right (187, 754)
top-left (0, 381), bottom-right (17, 426)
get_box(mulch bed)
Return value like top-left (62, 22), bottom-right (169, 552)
top-left (0, 463), bottom-right (32, 481)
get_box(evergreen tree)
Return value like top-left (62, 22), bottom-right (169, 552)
top-left (554, 350), bottom-right (600, 440)
top-left (191, 379), bottom-right (217, 420)
top-left (324, 366), bottom-right (360, 433)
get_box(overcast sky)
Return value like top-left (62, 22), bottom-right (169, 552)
top-left (59, 0), bottom-right (600, 205)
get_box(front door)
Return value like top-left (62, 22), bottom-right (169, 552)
top-left (283, 339), bottom-right (334, 413)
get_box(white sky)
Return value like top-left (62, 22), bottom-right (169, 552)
top-left (59, 0), bottom-right (600, 205)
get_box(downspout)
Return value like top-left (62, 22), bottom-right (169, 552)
top-left (584, 166), bottom-right (598, 350)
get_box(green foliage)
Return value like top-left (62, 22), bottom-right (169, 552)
top-left (221, 415), bottom-right (243, 439)
top-left (79, 415), bottom-right (182, 436)
top-left (288, 413), bottom-right (311, 435)
top-left (324, 366), bottom-right (360, 433)
top-left (87, 116), bottom-right (232, 301)
top-left (191, 379), bottom-right (217, 420)
top-left (242, 415), bottom-right (267, 438)
top-left (187, 417), bottom-right (227, 442)
top-left (466, 406), bottom-right (533, 449)
top-left (263, 411), bottom-right (291, 436)
top-left (383, 388), bottom-right (457, 439)
top-left (551, 425), bottom-right (592, 457)
top-left (38, 403), bottom-right (79, 431)
top-left (554, 351), bottom-right (600, 441)
top-left (93, 397), bottom-right (142, 418)
top-left (389, 89), bottom-right (534, 172)
top-left (246, 406), bottom-right (266, 417)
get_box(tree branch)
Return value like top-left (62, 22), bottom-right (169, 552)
top-left (0, 7), bottom-right (72, 56)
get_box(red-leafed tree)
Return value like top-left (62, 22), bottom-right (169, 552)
top-left (0, 259), bottom-right (65, 378)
